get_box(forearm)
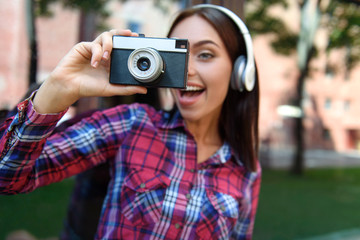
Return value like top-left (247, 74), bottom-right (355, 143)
top-left (0, 96), bottom-right (67, 194)
top-left (0, 98), bottom-right (134, 194)
top-left (33, 75), bottom-right (79, 114)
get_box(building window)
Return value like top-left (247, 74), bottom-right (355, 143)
top-left (127, 21), bottom-right (141, 33)
top-left (344, 100), bottom-right (350, 111)
top-left (344, 70), bottom-right (350, 81)
top-left (345, 46), bottom-right (351, 81)
top-left (324, 98), bottom-right (332, 110)
top-left (323, 129), bottom-right (332, 141)
top-left (325, 64), bottom-right (335, 80)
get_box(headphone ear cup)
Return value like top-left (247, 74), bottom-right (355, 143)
top-left (243, 64), bottom-right (256, 92)
top-left (231, 56), bottom-right (246, 92)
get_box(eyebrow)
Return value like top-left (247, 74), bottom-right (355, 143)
top-left (192, 40), bottom-right (220, 49)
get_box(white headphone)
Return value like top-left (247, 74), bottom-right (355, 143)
top-left (192, 4), bottom-right (256, 92)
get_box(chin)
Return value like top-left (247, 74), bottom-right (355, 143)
top-left (178, 108), bottom-right (202, 122)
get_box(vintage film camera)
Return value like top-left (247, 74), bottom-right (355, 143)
top-left (109, 35), bottom-right (189, 88)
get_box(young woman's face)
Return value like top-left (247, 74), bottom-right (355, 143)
top-left (169, 15), bottom-right (233, 124)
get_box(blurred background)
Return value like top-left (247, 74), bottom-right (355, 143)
top-left (0, 0), bottom-right (360, 239)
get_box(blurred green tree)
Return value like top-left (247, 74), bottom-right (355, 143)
top-left (245, 0), bottom-right (360, 175)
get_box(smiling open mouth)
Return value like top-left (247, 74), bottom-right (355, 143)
top-left (180, 86), bottom-right (205, 97)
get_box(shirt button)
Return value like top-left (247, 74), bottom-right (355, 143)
top-left (220, 205), bottom-right (226, 212)
top-left (190, 169), bottom-right (195, 173)
top-left (140, 183), bottom-right (146, 189)
top-left (186, 193), bottom-right (191, 200)
top-left (175, 223), bottom-right (181, 229)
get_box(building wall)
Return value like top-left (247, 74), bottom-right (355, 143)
top-left (0, 0), bottom-right (181, 111)
top-left (36, 3), bottom-right (80, 83)
top-left (308, 45), bottom-right (360, 151)
top-left (0, 0), bottom-right (29, 110)
top-left (0, 0), bottom-right (79, 110)
top-left (105, 0), bottom-right (180, 37)
top-left (1, 0), bottom-right (359, 152)
top-left (252, 0), bottom-right (360, 152)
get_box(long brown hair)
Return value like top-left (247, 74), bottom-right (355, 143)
top-left (168, 7), bottom-right (260, 172)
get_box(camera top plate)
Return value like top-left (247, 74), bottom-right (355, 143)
top-left (113, 36), bottom-right (188, 53)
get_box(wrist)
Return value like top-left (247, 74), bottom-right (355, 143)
top-left (33, 76), bottom-right (78, 114)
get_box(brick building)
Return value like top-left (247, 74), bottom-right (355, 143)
top-left (252, 1), bottom-right (360, 152)
top-left (1, 0), bottom-right (359, 153)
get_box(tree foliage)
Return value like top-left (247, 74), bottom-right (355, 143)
top-left (35, 0), bottom-right (180, 18)
top-left (245, 0), bottom-right (360, 67)
top-left (325, 1), bottom-right (360, 68)
top-left (245, 0), bottom-right (360, 175)
top-left (35, 0), bottom-right (110, 20)
top-left (245, 0), bottom-right (298, 55)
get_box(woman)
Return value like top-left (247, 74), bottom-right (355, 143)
top-left (0, 4), bottom-right (261, 239)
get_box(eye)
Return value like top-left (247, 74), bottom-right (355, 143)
top-left (198, 51), bottom-right (214, 60)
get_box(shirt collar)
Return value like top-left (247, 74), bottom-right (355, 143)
top-left (156, 108), bottom-right (242, 167)
top-left (215, 142), bottom-right (235, 164)
top-left (156, 108), bottom-right (185, 130)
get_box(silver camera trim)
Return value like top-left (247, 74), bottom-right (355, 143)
top-left (113, 36), bottom-right (188, 53)
top-left (127, 48), bottom-right (164, 83)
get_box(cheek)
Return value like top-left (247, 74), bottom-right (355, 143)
top-left (212, 83), bottom-right (229, 102)
top-left (207, 80), bottom-right (230, 108)
top-left (209, 64), bottom-right (232, 91)
top-left (208, 65), bottom-right (232, 103)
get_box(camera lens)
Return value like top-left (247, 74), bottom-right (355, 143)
top-left (128, 48), bottom-right (164, 83)
top-left (137, 57), bottom-right (151, 71)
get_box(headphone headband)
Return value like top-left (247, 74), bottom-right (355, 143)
top-left (191, 4), bottom-right (256, 92)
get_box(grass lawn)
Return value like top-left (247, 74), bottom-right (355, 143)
top-left (0, 179), bottom-right (75, 240)
top-left (0, 168), bottom-right (359, 239)
top-left (253, 167), bottom-right (360, 240)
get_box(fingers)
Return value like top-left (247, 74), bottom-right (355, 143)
top-left (109, 29), bottom-right (133, 36)
top-left (90, 43), bottom-right (103, 68)
top-left (105, 85), bottom-right (148, 97)
top-left (90, 29), bottom-right (137, 69)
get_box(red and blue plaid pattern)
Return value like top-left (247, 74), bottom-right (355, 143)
top-left (0, 98), bottom-right (261, 239)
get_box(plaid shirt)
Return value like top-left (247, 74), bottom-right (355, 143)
top-left (0, 97), bottom-right (261, 240)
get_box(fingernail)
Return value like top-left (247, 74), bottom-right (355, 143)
top-left (92, 61), bottom-right (99, 68)
top-left (139, 88), bottom-right (147, 94)
top-left (102, 51), bottom-right (109, 60)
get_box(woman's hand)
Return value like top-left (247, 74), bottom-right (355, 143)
top-left (33, 29), bottom-right (147, 114)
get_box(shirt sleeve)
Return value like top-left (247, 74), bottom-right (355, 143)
top-left (231, 161), bottom-right (262, 240)
top-left (0, 96), bottom-right (137, 195)
top-left (0, 96), bottom-right (67, 194)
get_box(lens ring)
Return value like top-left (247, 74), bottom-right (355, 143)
top-left (128, 48), bottom-right (164, 83)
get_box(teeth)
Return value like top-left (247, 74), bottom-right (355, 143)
top-left (183, 86), bottom-right (204, 91)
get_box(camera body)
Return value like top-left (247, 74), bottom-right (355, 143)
top-left (110, 35), bottom-right (189, 89)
